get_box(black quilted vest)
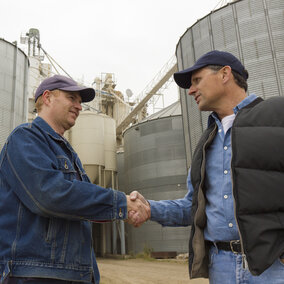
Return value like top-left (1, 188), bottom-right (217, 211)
top-left (189, 96), bottom-right (284, 278)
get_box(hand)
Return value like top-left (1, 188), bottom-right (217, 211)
top-left (126, 191), bottom-right (151, 227)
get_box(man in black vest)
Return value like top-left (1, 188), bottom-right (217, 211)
top-left (129, 50), bottom-right (284, 283)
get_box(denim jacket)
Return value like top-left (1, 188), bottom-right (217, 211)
top-left (0, 116), bottom-right (127, 283)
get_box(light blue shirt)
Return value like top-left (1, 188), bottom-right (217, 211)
top-left (149, 94), bottom-right (258, 242)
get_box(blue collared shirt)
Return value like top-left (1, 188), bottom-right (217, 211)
top-left (149, 94), bottom-right (258, 242)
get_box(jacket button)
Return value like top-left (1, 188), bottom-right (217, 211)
top-left (119, 208), bottom-right (123, 218)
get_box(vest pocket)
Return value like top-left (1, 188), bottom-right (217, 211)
top-left (276, 212), bottom-right (284, 228)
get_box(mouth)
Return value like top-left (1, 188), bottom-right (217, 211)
top-left (195, 94), bottom-right (201, 104)
top-left (70, 111), bottom-right (79, 118)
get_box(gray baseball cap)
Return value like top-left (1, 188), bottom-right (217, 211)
top-left (35, 75), bottom-right (95, 102)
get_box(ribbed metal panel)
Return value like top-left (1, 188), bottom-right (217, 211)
top-left (0, 39), bottom-right (29, 150)
top-left (192, 18), bottom-right (213, 57)
top-left (117, 151), bottom-right (125, 192)
top-left (176, 0), bottom-right (284, 168)
top-left (123, 114), bottom-right (189, 254)
top-left (176, 38), bottom-right (194, 166)
top-left (210, 5), bottom-right (239, 53)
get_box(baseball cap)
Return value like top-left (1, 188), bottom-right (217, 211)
top-left (34, 75), bottom-right (95, 103)
top-left (174, 50), bottom-right (248, 89)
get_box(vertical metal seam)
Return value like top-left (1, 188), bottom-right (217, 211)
top-left (232, 2), bottom-right (244, 64)
top-left (178, 36), bottom-right (193, 168)
top-left (208, 13), bottom-right (215, 50)
top-left (11, 44), bottom-right (18, 130)
top-left (22, 59), bottom-right (28, 122)
top-left (187, 28), bottom-right (196, 165)
top-left (262, 0), bottom-right (283, 97)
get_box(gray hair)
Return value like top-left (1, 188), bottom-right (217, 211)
top-left (206, 65), bottom-right (248, 92)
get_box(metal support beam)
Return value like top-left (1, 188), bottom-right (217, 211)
top-left (112, 221), bottom-right (117, 254)
top-left (120, 220), bottom-right (125, 255)
top-left (116, 63), bottom-right (178, 136)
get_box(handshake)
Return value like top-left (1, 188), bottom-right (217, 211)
top-left (126, 191), bottom-right (151, 227)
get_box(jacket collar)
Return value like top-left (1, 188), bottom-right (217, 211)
top-left (32, 116), bottom-right (65, 142)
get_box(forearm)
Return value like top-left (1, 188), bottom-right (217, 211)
top-left (149, 198), bottom-right (191, 227)
top-left (6, 163), bottom-right (128, 220)
top-left (3, 127), bottom-right (128, 221)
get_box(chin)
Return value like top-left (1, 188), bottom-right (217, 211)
top-left (67, 120), bottom-right (76, 129)
top-left (198, 103), bottom-right (210, 111)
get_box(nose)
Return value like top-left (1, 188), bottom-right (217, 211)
top-left (188, 85), bottom-right (197, 96)
top-left (75, 100), bottom-right (82, 111)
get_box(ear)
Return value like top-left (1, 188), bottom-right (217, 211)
top-left (41, 90), bottom-right (52, 106)
top-left (221, 66), bottom-right (232, 84)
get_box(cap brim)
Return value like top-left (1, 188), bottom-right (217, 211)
top-left (59, 86), bottom-right (96, 102)
top-left (174, 61), bottom-right (209, 89)
top-left (174, 67), bottom-right (194, 89)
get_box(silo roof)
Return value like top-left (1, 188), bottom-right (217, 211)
top-left (123, 100), bottom-right (181, 136)
top-left (142, 100), bottom-right (181, 122)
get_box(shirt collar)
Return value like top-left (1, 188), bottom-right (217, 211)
top-left (208, 94), bottom-right (258, 126)
top-left (233, 93), bottom-right (258, 114)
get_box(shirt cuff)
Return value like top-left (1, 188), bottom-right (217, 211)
top-left (148, 200), bottom-right (160, 222)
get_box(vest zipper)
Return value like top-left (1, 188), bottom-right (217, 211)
top-left (231, 111), bottom-right (247, 270)
top-left (191, 124), bottom-right (218, 277)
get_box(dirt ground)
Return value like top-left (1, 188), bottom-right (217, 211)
top-left (97, 258), bottom-right (209, 284)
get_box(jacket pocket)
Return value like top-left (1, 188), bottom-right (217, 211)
top-left (56, 156), bottom-right (77, 181)
top-left (45, 217), bottom-right (60, 261)
top-left (45, 217), bottom-right (55, 243)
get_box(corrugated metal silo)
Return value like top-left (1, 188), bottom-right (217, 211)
top-left (123, 101), bottom-right (189, 255)
top-left (0, 39), bottom-right (29, 149)
top-left (176, 0), bottom-right (284, 168)
top-left (67, 111), bottom-right (118, 256)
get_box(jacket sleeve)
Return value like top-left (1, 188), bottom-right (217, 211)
top-left (3, 126), bottom-right (127, 221)
top-left (148, 169), bottom-right (193, 227)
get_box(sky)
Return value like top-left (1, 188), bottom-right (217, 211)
top-left (0, 0), bottom-right (223, 110)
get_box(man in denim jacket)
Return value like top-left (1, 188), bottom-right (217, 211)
top-left (0, 75), bottom-right (150, 284)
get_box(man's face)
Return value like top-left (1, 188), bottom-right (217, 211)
top-left (49, 90), bottom-right (82, 133)
top-left (188, 67), bottom-right (224, 112)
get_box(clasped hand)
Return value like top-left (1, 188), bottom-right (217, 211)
top-left (126, 191), bottom-right (151, 227)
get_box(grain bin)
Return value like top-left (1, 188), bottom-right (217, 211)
top-left (123, 101), bottom-right (189, 255)
top-left (67, 111), bottom-right (118, 256)
top-left (0, 39), bottom-right (29, 149)
top-left (176, 0), bottom-right (284, 168)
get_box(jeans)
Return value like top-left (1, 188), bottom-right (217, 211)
top-left (208, 246), bottom-right (284, 284)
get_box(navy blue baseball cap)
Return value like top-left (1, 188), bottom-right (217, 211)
top-left (35, 75), bottom-right (95, 103)
top-left (174, 50), bottom-right (248, 89)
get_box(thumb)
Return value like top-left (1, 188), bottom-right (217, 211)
top-left (130, 191), bottom-right (138, 201)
